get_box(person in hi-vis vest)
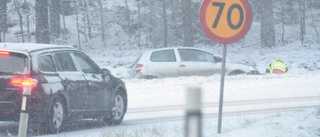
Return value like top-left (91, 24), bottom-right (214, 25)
top-left (265, 60), bottom-right (288, 74)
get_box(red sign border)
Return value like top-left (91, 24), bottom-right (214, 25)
top-left (200, 0), bottom-right (252, 45)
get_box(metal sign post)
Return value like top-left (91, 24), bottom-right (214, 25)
top-left (199, 0), bottom-right (252, 134)
top-left (217, 45), bottom-right (227, 133)
top-left (18, 85), bottom-right (32, 137)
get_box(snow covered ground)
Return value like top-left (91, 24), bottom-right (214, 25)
top-left (1, 43), bottom-right (319, 137)
top-left (87, 41), bottom-right (320, 80)
top-left (34, 74), bottom-right (320, 137)
top-left (30, 108), bottom-right (320, 137)
top-left (1, 1), bottom-right (320, 135)
top-left (51, 42), bottom-right (320, 137)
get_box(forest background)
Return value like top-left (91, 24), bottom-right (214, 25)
top-left (0, 0), bottom-right (319, 51)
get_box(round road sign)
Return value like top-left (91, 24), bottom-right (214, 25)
top-left (200, 0), bottom-right (252, 45)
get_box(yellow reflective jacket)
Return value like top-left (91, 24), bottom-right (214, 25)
top-left (266, 60), bottom-right (288, 74)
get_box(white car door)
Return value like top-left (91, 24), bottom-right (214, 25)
top-left (147, 49), bottom-right (179, 78)
top-left (177, 49), bottom-right (221, 76)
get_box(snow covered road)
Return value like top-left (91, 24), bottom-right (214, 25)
top-left (0, 74), bottom-right (319, 137)
top-left (123, 74), bottom-right (320, 124)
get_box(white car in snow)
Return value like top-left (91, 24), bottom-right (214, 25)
top-left (130, 47), bottom-right (260, 78)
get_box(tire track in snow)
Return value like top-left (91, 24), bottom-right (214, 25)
top-left (123, 96), bottom-right (320, 125)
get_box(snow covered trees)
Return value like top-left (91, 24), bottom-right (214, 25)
top-left (0, 0), bottom-right (8, 42)
top-left (0, 0), bottom-right (319, 48)
top-left (35, 0), bottom-right (49, 44)
top-left (259, 0), bottom-right (276, 48)
top-left (49, 0), bottom-right (61, 43)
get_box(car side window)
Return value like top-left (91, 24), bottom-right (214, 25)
top-left (178, 49), bottom-right (214, 62)
top-left (74, 52), bottom-right (101, 74)
top-left (150, 49), bottom-right (176, 62)
top-left (38, 54), bottom-right (56, 72)
top-left (54, 52), bottom-right (77, 71)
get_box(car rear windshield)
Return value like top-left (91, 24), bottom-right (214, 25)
top-left (0, 52), bottom-right (28, 74)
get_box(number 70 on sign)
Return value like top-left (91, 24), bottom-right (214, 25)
top-left (200, 0), bottom-right (252, 45)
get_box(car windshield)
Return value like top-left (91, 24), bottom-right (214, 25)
top-left (0, 52), bottom-right (28, 74)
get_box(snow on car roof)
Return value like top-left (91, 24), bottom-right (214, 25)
top-left (151, 47), bottom-right (212, 51)
top-left (0, 42), bottom-right (75, 52)
top-left (144, 47), bottom-right (213, 54)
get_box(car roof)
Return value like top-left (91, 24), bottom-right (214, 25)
top-left (146, 47), bottom-right (209, 52)
top-left (144, 47), bottom-right (214, 55)
top-left (0, 43), bottom-right (75, 53)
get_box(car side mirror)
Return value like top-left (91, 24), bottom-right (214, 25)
top-left (214, 56), bottom-right (222, 62)
top-left (101, 68), bottom-right (110, 75)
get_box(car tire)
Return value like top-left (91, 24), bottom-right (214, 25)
top-left (144, 75), bottom-right (158, 79)
top-left (104, 90), bottom-right (127, 126)
top-left (46, 97), bottom-right (65, 134)
top-left (229, 70), bottom-right (246, 75)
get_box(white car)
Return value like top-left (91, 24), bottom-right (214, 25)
top-left (130, 47), bottom-right (260, 78)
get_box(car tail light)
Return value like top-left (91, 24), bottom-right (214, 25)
top-left (135, 64), bottom-right (143, 73)
top-left (0, 50), bottom-right (10, 56)
top-left (9, 76), bottom-right (38, 90)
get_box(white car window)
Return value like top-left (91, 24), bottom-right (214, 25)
top-left (178, 49), bottom-right (214, 62)
top-left (150, 49), bottom-right (176, 62)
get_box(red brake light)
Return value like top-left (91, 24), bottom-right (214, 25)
top-left (10, 77), bottom-right (38, 89)
top-left (135, 64), bottom-right (143, 73)
top-left (0, 51), bottom-right (10, 56)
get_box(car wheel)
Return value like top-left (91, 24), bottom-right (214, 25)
top-left (46, 97), bottom-right (65, 134)
top-left (143, 75), bottom-right (158, 79)
top-left (104, 90), bottom-right (127, 126)
top-left (228, 70), bottom-right (246, 75)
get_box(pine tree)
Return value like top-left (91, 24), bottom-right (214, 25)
top-left (0, 0), bottom-right (8, 42)
top-left (35, 0), bottom-right (50, 44)
top-left (49, 0), bottom-right (61, 42)
top-left (260, 0), bottom-right (275, 48)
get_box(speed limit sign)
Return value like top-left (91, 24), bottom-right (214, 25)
top-left (200, 0), bottom-right (252, 45)
top-left (199, 0), bottom-right (253, 134)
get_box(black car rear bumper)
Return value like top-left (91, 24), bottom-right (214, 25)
top-left (0, 101), bottom-right (20, 121)
top-left (0, 97), bottom-right (51, 123)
